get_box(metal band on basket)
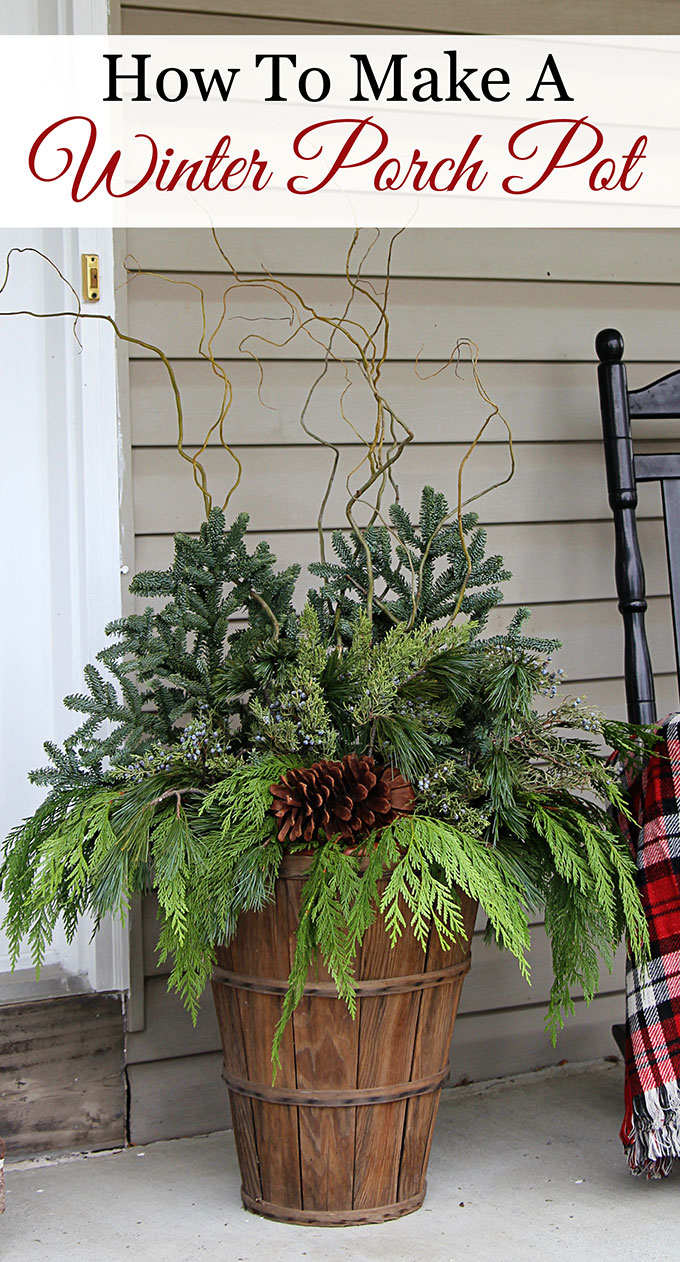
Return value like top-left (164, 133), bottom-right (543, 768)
top-left (240, 1187), bottom-right (427, 1226)
top-left (212, 955), bottom-right (470, 998)
top-left (222, 1065), bottom-right (450, 1107)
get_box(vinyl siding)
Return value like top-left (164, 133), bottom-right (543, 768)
top-left (121, 1), bottom-right (680, 36)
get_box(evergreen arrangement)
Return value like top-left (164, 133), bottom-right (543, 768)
top-left (0, 492), bottom-right (652, 1069)
top-left (0, 236), bottom-right (654, 1076)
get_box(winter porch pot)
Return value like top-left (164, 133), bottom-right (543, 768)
top-left (0, 501), bottom-right (652, 1227)
top-left (0, 242), bottom-right (653, 1221)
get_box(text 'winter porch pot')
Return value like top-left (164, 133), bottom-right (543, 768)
top-left (0, 236), bottom-right (652, 1225)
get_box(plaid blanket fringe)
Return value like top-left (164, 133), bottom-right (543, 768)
top-left (622, 1051), bottom-right (680, 1178)
top-left (619, 714), bottom-right (680, 1179)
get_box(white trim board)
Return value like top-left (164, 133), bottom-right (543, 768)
top-left (0, 225), bottom-right (129, 993)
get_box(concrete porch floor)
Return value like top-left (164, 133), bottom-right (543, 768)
top-left (3, 1060), bottom-right (677, 1262)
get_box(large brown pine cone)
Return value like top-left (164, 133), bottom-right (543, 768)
top-left (269, 753), bottom-right (415, 846)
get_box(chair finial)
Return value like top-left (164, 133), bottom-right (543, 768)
top-left (596, 328), bottom-right (624, 362)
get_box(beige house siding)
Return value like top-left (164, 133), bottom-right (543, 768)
top-left (120, 0), bottom-right (680, 35)
top-left (115, 3), bottom-right (680, 1143)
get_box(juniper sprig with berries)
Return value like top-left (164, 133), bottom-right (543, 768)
top-left (0, 489), bottom-right (654, 1068)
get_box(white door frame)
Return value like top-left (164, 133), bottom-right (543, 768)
top-left (0, 0), bottom-right (129, 993)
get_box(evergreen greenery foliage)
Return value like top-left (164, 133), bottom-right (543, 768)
top-left (0, 488), bottom-right (654, 1071)
top-left (308, 488), bottom-right (511, 640)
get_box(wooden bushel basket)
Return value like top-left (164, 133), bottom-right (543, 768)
top-left (211, 854), bottom-right (477, 1226)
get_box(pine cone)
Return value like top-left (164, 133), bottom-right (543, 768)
top-left (269, 753), bottom-right (415, 846)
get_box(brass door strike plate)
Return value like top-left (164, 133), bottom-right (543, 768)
top-left (82, 253), bottom-right (100, 302)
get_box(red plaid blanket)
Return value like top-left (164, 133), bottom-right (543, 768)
top-left (619, 714), bottom-right (680, 1178)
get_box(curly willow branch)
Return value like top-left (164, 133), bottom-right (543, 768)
top-left (0, 246), bottom-right (213, 517)
top-left (121, 256), bottom-right (242, 514)
top-left (122, 238), bottom-right (397, 536)
top-left (2, 239), bottom-right (515, 631)
top-left (297, 228), bottom-right (382, 562)
top-left (209, 227), bottom-right (418, 622)
top-left (415, 338), bottom-right (515, 624)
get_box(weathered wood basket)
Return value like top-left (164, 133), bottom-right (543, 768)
top-left (211, 854), bottom-right (477, 1226)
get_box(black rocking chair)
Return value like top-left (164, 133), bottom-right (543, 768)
top-left (597, 327), bottom-right (680, 725)
top-left (597, 327), bottom-right (680, 1056)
